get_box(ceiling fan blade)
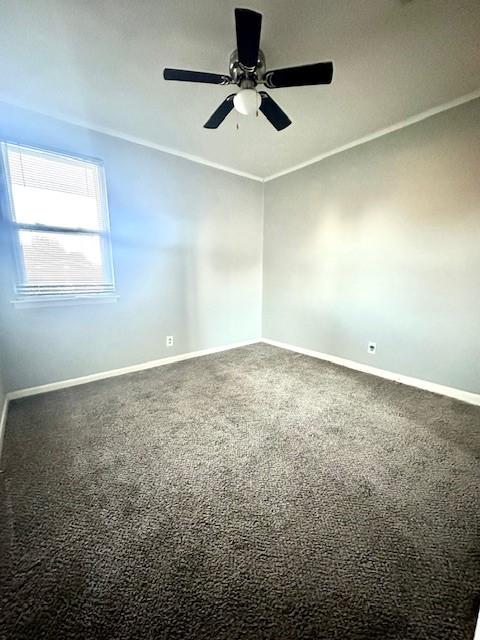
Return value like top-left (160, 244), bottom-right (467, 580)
top-left (204, 95), bottom-right (236, 129)
top-left (235, 8), bottom-right (262, 69)
top-left (164, 68), bottom-right (231, 85)
top-left (265, 62), bottom-right (334, 88)
top-left (259, 92), bottom-right (291, 131)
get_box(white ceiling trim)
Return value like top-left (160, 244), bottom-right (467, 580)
top-left (62, 120), bottom-right (265, 182)
top-left (264, 88), bottom-right (480, 182)
top-left (85, 128), bottom-right (264, 182)
top-left (3, 88), bottom-right (479, 184)
top-left (0, 100), bottom-right (263, 182)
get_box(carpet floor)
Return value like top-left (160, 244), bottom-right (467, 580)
top-left (0, 343), bottom-right (479, 640)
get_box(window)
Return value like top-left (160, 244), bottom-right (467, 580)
top-left (1, 143), bottom-right (115, 301)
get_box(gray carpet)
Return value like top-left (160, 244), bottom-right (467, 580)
top-left (0, 343), bottom-right (479, 640)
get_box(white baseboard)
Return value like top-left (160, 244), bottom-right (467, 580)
top-left (7, 339), bottom-right (261, 401)
top-left (262, 338), bottom-right (480, 407)
top-left (7, 336), bottom-right (479, 405)
top-left (2, 336), bottom-right (478, 635)
top-left (0, 394), bottom-right (9, 465)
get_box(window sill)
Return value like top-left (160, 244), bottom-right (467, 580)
top-left (11, 294), bottom-right (119, 309)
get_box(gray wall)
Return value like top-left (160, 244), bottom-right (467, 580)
top-left (1, 99), bottom-right (478, 395)
top-left (0, 103), bottom-right (263, 391)
top-left (263, 98), bottom-right (480, 394)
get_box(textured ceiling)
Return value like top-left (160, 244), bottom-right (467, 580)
top-left (0, 0), bottom-right (479, 178)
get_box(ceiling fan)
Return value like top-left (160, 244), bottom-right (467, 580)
top-left (163, 8), bottom-right (334, 131)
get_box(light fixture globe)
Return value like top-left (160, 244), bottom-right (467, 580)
top-left (233, 88), bottom-right (261, 116)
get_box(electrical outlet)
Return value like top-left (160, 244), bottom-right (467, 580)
top-left (166, 336), bottom-right (174, 347)
top-left (368, 342), bottom-right (376, 355)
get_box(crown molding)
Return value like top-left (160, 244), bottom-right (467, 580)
top-left (3, 88), bottom-right (480, 185)
top-left (0, 99), bottom-right (264, 182)
top-left (264, 88), bottom-right (480, 182)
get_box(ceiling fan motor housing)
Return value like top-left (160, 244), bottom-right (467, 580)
top-left (230, 49), bottom-right (266, 87)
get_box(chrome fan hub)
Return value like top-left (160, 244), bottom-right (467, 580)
top-left (229, 49), bottom-right (266, 86)
top-left (163, 7), bottom-right (333, 131)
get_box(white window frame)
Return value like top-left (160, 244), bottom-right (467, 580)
top-left (1, 142), bottom-right (117, 307)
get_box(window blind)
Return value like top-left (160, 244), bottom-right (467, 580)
top-left (3, 143), bottom-right (115, 298)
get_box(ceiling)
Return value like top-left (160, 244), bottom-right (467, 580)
top-left (1, 0), bottom-right (479, 179)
